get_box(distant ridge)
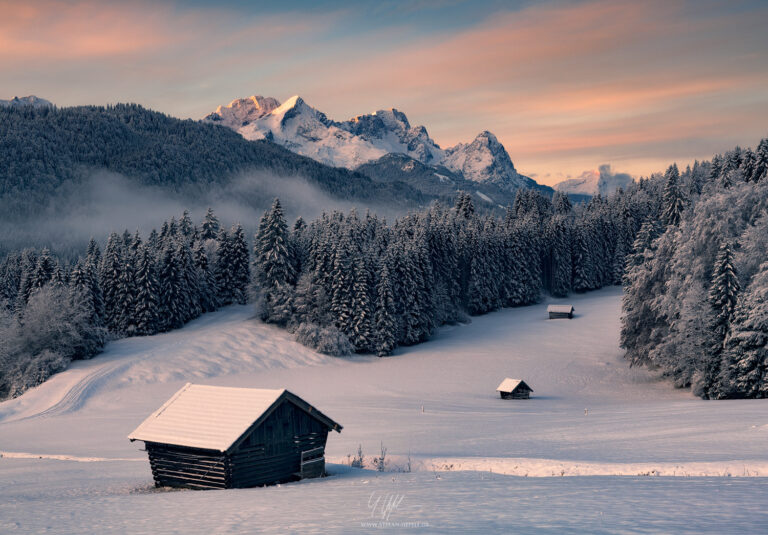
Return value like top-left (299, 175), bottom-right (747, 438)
top-left (0, 95), bottom-right (53, 109)
top-left (0, 103), bottom-right (427, 219)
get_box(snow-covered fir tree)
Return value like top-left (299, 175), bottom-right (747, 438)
top-left (177, 239), bottom-right (201, 323)
top-left (157, 242), bottom-right (185, 332)
top-left (229, 224), bottom-right (250, 306)
top-left (133, 245), bottom-right (160, 336)
top-left (662, 164), bottom-right (686, 227)
top-left (201, 208), bottom-right (220, 240)
top-left (28, 248), bottom-right (55, 298)
top-left (454, 191), bottom-right (474, 219)
top-left (709, 242), bottom-right (740, 340)
top-left (115, 242), bottom-right (137, 335)
top-left (754, 139), bottom-right (768, 182)
top-left (698, 241), bottom-right (742, 395)
top-left (329, 231), bottom-right (355, 335)
top-left (99, 234), bottom-right (123, 332)
top-left (349, 254), bottom-right (374, 352)
top-left (193, 239), bottom-right (218, 313)
top-left (717, 262), bottom-right (768, 398)
top-left (69, 260), bottom-right (101, 327)
top-left (374, 261), bottom-right (397, 357)
top-left (214, 228), bottom-right (235, 306)
top-left (253, 200), bottom-right (294, 323)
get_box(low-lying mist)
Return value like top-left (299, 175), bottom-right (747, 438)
top-left (0, 169), bottom-right (405, 257)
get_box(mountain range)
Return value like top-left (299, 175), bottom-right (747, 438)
top-left (0, 99), bottom-right (431, 253)
top-left (204, 95), bottom-right (547, 202)
top-left (0, 92), bottom-right (582, 253)
top-left (2, 94), bottom-right (628, 214)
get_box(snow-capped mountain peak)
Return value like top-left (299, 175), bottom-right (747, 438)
top-left (222, 95), bottom-right (384, 168)
top-left (370, 108), bottom-right (410, 130)
top-left (203, 95), bottom-right (279, 127)
top-left (338, 107), bottom-right (443, 165)
top-left (443, 131), bottom-right (533, 191)
top-left (0, 95), bottom-right (53, 108)
top-left (271, 95), bottom-right (333, 128)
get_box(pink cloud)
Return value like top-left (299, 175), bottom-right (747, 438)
top-left (0, 1), bottom-right (322, 64)
top-left (0, 2), bottom-right (179, 61)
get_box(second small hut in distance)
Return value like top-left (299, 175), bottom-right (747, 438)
top-left (496, 378), bottom-right (533, 399)
top-left (547, 304), bottom-right (574, 319)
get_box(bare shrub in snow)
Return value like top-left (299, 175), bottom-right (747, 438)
top-left (350, 444), bottom-right (365, 468)
top-left (373, 442), bottom-right (388, 472)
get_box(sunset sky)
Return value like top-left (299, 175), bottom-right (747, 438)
top-left (2, 0), bottom-right (767, 185)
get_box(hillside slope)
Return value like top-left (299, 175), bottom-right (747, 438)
top-left (0, 104), bottom-right (426, 219)
top-left (1, 288), bottom-right (767, 532)
top-left (2, 288), bottom-right (767, 464)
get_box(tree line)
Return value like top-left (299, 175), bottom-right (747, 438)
top-left (622, 138), bottom-right (768, 398)
top-left (0, 209), bottom-right (249, 398)
top-left (252, 185), bottom-right (656, 357)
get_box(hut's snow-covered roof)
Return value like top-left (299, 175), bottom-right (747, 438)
top-left (547, 304), bottom-right (574, 313)
top-left (496, 378), bottom-right (533, 393)
top-left (128, 383), bottom-right (341, 452)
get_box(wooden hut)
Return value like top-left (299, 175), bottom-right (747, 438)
top-left (496, 378), bottom-right (533, 399)
top-left (548, 304), bottom-right (574, 319)
top-left (128, 383), bottom-right (342, 489)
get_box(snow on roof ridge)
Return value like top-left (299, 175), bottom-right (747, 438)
top-left (496, 378), bottom-right (532, 392)
top-left (189, 383), bottom-right (285, 394)
top-left (547, 304), bottom-right (574, 312)
top-left (151, 381), bottom-right (192, 419)
top-left (128, 383), bottom-right (289, 451)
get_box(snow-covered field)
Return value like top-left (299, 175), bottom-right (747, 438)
top-left (2, 287), bottom-right (767, 533)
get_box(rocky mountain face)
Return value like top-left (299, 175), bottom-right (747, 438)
top-left (204, 95), bottom-right (541, 193)
top-left (339, 108), bottom-right (443, 166)
top-left (443, 131), bottom-right (537, 191)
top-left (203, 95), bottom-right (280, 126)
top-left (356, 152), bottom-right (557, 210)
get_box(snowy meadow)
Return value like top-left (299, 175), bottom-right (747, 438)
top-left (2, 288), bottom-right (767, 533)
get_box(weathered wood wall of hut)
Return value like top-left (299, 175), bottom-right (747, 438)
top-left (145, 443), bottom-right (228, 489)
top-left (500, 390), bottom-right (531, 399)
top-left (227, 401), bottom-right (329, 488)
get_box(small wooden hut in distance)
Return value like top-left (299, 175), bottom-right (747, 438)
top-left (497, 378), bottom-right (533, 399)
top-left (128, 383), bottom-right (342, 489)
top-left (548, 304), bottom-right (575, 319)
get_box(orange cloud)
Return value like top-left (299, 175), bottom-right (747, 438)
top-left (0, 1), bottom-right (321, 64)
top-left (0, 1), bottom-right (180, 61)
